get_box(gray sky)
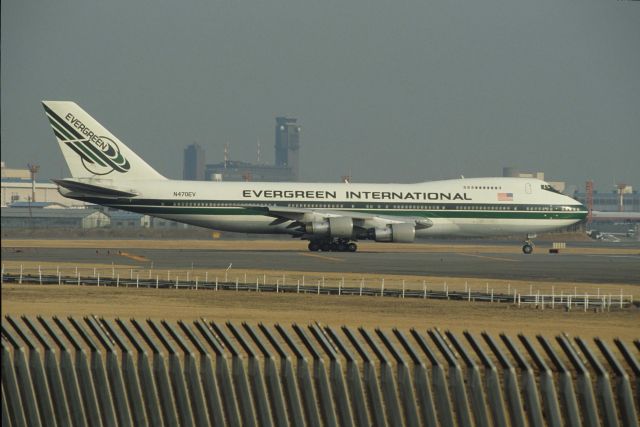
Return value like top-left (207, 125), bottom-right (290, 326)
top-left (2, 0), bottom-right (639, 191)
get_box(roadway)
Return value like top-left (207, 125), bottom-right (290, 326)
top-left (2, 243), bottom-right (639, 284)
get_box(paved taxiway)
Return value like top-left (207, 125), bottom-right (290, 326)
top-left (3, 244), bottom-right (639, 284)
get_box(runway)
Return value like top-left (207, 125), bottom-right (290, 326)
top-left (3, 242), bottom-right (639, 284)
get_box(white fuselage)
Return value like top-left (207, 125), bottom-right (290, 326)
top-left (65, 176), bottom-right (587, 238)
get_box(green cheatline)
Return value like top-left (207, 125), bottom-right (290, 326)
top-left (102, 204), bottom-right (586, 220)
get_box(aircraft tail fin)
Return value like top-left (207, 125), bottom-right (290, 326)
top-left (42, 101), bottom-right (166, 180)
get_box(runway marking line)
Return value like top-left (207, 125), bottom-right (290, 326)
top-left (119, 251), bottom-right (149, 262)
top-left (299, 253), bottom-right (345, 262)
top-left (458, 253), bottom-right (520, 263)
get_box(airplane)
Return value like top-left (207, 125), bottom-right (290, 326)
top-left (43, 101), bottom-right (588, 254)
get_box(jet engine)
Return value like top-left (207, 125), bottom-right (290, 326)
top-left (372, 223), bottom-right (415, 243)
top-left (306, 217), bottom-right (353, 238)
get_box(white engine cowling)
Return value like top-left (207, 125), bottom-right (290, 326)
top-left (373, 223), bottom-right (415, 243)
top-left (307, 217), bottom-right (353, 238)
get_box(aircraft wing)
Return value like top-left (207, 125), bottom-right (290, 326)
top-left (257, 205), bottom-right (432, 232)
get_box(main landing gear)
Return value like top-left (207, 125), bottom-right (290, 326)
top-left (522, 234), bottom-right (536, 254)
top-left (308, 239), bottom-right (358, 252)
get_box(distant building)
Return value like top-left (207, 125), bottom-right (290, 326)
top-left (205, 161), bottom-right (295, 182)
top-left (183, 143), bottom-right (205, 180)
top-left (1, 207), bottom-right (109, 229)
top-left (573, 189), bottom-right (639, 212)
top-left (195, 116), bottom-right (301, 182)
top-left (275, 117), bottom-right (300, 181)
top-left (502, 167), bottom-right (565, 193)
top-left (1, 162), bottom-right (77, 207)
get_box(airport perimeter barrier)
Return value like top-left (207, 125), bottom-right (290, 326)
top-left (1, 264), bottom-right (635, 310)
top-left (1, 316), bottom-right (639, 427)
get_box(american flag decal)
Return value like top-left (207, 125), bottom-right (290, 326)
top-left (497, 192), bottom-right (513, 201)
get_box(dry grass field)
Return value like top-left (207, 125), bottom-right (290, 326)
top-left (2, 239), bottom-right (638, 341)
top-left (2, 283), bottom-right (638, 341)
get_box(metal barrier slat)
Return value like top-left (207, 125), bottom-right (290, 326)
top-left (293, 323), bottom-right (338, 427)
top-left (162, 320), bottom-right (210, 427)
top-left (130, 318), bottom-right (178, 426)
top-left (147, 319), bottom-right (194, 427)
top-left (344, 325), bottom-right (387, 427)
top-left (557, 334), bottom-right (600, 427)
top-left (22, 316), bottom-right (71, 427)
top-left (52, 316), bottom-right (103, 427)
top-left (195, 319), bottom-right (242, 426)
top-left (179, 320), bottom-right (227, 427)
top-left (244, 322), bottom-right (290, 426)
top-left (394, 328), bottom-right (439, 427)
top-left (227, 322), bottom-right (274, 427)
top-left (575, 337), bottom-right (620, 427)
top-left (447, 330), bottom-right (491, 427)
top-left (377, 328), bottom-right (420, 427)
top-left (501, 333), bottom-right (545, 427)
top-left (310, 323), bottom-right (355, 427)
top-left (2, 321), bottom-right (43, 427)
top-left (276, 323), bottom-right (321, 427)
top-left (68, 316), bottom-right (117, 427)
top-left (411, 328), bottom-right (455, 427)
top-left (483, 331), bottom-right (526, 427)
top-left (100, 318), bottom-right (150, 427)
top-left (210, 321), bottom-right (257, 427)
top-left (465, 331), bottom-right (509, 427)
top-left (326, 325), bottom-right (370, 427)
top-left (613, 338), bottom-right (640, 417)
top-left (431, 329), bottom-right (475, 427)
top-left (38, 316), bottom-right (87, 427)
top-left (84, 316), bottom-right (132, 427)
top-left (6, 316), bottom-right (56, 427)
top-left (115, 318), bottom-right (164, 426)
top-left (2, 339), bottom-right (28, 427)
top-left (260, 323), bottom-right (306, 427)
top-left (518, 334), bottom-right (563, 427)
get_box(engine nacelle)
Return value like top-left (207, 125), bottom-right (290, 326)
top-left (306, 217), bottom-right (353, 238)
top-left (373, 223), bottom-right (415, 243)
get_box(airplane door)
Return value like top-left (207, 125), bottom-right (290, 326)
top-left (525, 183), bottom-right (532, 194)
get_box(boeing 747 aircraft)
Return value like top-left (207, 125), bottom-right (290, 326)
top-left (43, 101), bottom-right (588, 253)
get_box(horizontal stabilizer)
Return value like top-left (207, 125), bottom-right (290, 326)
top-left (53, 179), bottom-right (138, 198)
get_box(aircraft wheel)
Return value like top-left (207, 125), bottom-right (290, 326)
top-left (347, 243), bottom-right (357, 252)
top-left (321, 242), bottom-right (332, 252)
top-left (522, 244), bottom-right (533, 254)
top-left (337, 242), bottom-right (348, 252)
top-left (308, 241), bottom-right (320, 252)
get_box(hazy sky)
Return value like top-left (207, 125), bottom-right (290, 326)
top-left (2, 1), bottom-right (639, 191)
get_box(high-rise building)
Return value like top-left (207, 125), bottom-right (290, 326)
top-left (275, 117), bottom-right (300, 181)
top-left (183, 143), bottom-right (205, 180)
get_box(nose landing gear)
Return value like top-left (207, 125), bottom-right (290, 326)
top-left (522, 234), bottom-right (536, 254)
top-left (308, 239), bottom-right (358, 252)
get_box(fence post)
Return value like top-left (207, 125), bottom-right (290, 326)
top-left (381, 278), bottom-right (384, 296)
top-left (620, 289), bottom-right (623, 308)
top-left (402, 280), bottom-right (405, 298)
top-left (468, 286), bottom-right (471, 302)
top-left (19, 263), bottom-right (23, 283)
top-left (156, 275), bottom-right (159, 289)
top-left (215, 277), bottom-right (218, 291)
top-left (423, 281), bottom-right (427, 299)
top-left (360, 278), bottom-right (363, 296)
top-left (276, 279), bottom-right (279, 293)
top-left (195, 277), bottom-right (198, 290)
top-left (136, 274), bottom-right (139, 288)
top-left (257, 278), bottom-right (260, 292)
top-left (39, 266), bottom-right (42, 285)
top-left (77, 270), bottom-right (81, 286)
top-left (117, 274), bottom-right (119, 287)
top-left (97, 273), bottom-right (100, 287)
top-left (317, 280), bottom-right (320, 295)
top-left (175, 276), bottom-right (179, 289)
top-left (297, 280), bottom-right (299, 293)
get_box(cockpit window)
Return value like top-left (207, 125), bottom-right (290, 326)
top-left (541, 184), bottom-right (562, 194)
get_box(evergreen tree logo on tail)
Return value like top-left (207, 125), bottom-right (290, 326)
top-left (43, 104), bottom-right (130, 175)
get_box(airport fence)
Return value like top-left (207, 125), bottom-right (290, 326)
top-left (2, 315), bottom-right (639, 427)
top-left (1, 264), bottom-right (635, 311)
